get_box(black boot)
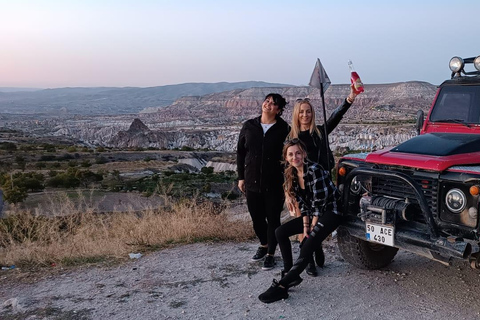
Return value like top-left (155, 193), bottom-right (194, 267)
top-left (306, 256), bottom-right (318, 277)
top-left (258, 279), bottom-right (288, 303)
top-left (315, 244), bottom-right (325, 267)
top-left (281, 270), bottom-right (303, 287)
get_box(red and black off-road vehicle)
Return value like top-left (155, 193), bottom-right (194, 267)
top-left (336, 56), bottom-right (480, 269)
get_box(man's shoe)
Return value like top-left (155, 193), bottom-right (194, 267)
top-left (281, 270), bottom-right (303, 287)
top-left (262, 255), bottom-right (276, 270)
top-left (306, 261), bottom-right (318, 277)
top-left (251, 246), bottom-right (268, 261)
top-left (258, 279), bottom-right (288, 303)
top-left (315, 245), bottom-right (325, 267)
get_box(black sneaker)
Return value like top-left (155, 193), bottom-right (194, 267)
top-left (251, 246), bottom-right (268, 261)
top-left (315, 245), bottom-right (325, 267)
top-left (262, 255), bottom-right (276, 270)
top-left (258, 279), bottom-right (288, 303)
top-left (281, 270), bottom-right (303, 287)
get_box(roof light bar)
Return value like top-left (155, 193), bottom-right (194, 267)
top-left (474, 56), bottom-right (480, 72)
top-left (449, 56), bottom-right (464, 73)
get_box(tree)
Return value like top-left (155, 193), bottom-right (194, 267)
top-left (13, 172), bottom-right (45, 192)
top-left (15, 155), bottom-right (26, 171)
top-left (201, 166), bottom-right (214, 175)
top-left (3, 185), bottom-right (28, 204)
top-left (1, 174), bottom-right (28, 204)
top-left (41, 143), bottom-right (56, 152)
top-left (76, 170), bottom-right (103, 188)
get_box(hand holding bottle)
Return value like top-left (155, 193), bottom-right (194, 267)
top-left (348, 60), bottom-right (364, 94)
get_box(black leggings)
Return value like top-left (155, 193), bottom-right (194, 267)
top-left (246, 188), bottom-right (284, 255)
top-left (277, 212), bottom-right (342, 288)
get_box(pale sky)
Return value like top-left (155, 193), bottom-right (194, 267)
top-left (1, 0), bottom-right (478, 88)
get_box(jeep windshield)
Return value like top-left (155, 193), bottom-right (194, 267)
top-left (429, 85), bottom-right (480, 125)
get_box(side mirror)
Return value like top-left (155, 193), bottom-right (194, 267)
top-left (415, 110), bottom-right (424, 135)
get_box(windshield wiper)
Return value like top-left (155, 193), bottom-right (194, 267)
top-left (432, 119), bottom-right (471, 127)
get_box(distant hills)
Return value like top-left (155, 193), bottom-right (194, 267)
top-left (0, 87), bottom-right (41, 92)
top-left (0, 81), bottom-right (294, 115)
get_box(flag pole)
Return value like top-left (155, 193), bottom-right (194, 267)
top-left (309, 58), bottom-right (332, 172)
top-left (319, 82), bottom-right (330, 172)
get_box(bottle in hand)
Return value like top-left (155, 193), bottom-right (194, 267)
top-left (348, 60), bottom-right (364, 94)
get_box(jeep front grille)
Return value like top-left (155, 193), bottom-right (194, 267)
top-left (371, 174), bottom-right (438, 222)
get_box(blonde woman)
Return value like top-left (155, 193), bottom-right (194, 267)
top-left (259, 139), bottom-right (341, 303)
top-left (286, 85), bottom-right (360, 276)
top-left (288, 85), bottom-right (359, 169)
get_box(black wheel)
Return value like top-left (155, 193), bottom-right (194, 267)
top-left (337, 227), bottom-right (398, 270)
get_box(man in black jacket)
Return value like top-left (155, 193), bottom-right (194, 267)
top-left (237, 93), bottom-right (289, 270)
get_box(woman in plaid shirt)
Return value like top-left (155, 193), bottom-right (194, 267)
top-left (259, 139), bottom-right (342, 303)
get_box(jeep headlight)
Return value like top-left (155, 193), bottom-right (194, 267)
top-left (350, 176), bottom-right (362, 194)
top-left (446, 188), bottom-right (466, 213)
top-left (474, 56), bottom-right (480, 71)
top-left (449, 56), bottom-right (464, 73)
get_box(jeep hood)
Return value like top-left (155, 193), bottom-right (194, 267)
top-left (365, 133), bottom-right (480, 171)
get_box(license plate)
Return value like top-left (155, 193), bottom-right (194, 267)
top-left (366, 223), bottom-right (394, 247)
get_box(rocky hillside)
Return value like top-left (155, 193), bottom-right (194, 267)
top-left (141, 81), bottom-right (436, 126)
top-left (0, 81), bottom-right (438, 153)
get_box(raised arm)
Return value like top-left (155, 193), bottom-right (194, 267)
top-left (326, 84), bottom-right (359, 134)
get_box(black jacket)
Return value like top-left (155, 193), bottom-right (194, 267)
top-left (237, 116), bottom-right (290, 193)
top-left (300, 99), bottom-right (352, 171)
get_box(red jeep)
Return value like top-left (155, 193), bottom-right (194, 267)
top-left (336, 56), bottom-right (480, 269)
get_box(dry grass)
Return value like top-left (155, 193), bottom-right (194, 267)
top-left (0, 191), bottom-right (254, 268)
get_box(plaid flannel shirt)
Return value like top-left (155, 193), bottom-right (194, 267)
top-left (294, 162), bottom-right (339, 217)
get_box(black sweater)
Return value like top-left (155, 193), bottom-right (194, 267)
top-left (299, 98), bottom-right (352, 171)
top-left (237, 116), bottom-right (290, 193)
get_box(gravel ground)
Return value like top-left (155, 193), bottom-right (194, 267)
top-left (2, 236), bottom-right (480, 320)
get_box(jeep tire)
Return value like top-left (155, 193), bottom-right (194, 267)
top-left (337, 227), bottom-right (398, 270)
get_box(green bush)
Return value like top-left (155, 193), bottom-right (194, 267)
top-left (80, 160), bottom-right (91, 167)
top-left (41, 143), bottom-right (56, 152)
top-left (222, 191), bottom-right (240, 200)
top-left (95, 157), bottom-right (108, 164)
top-left (35, 162), bottom-right (47, 169)
top-left (201, 166), bottom-right (214, 174)
top-left (0, 142), bottom-right (17, 151)
top-left (46, 173), bottom-right (80, 188)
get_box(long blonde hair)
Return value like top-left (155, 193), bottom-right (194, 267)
top-left (287, 99), bottom-right (320, 140)
top-left (282, 139), bottom-right (307, 199)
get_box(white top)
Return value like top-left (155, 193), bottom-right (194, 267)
top-left (261, 122), bottom-right (275, 135)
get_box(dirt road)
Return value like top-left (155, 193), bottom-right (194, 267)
top-left (2, 237), bottom-right (480, 320)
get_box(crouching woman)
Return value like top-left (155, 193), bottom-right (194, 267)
top-left (258, 139), bottom-right (342, 303)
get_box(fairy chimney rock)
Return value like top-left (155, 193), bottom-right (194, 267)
top-left (127, 118), bottom-right (150, 133)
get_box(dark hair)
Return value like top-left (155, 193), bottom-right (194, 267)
top-left (265, 93), bottom-right (287, 117)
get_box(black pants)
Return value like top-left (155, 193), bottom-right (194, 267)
top-left (277, 211), bottom-right (342, 288)
top-left (246, 188), bottom-right (284, 255)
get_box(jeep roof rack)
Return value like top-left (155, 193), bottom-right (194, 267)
top-left (449, 56), bottom-right (480, 79)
